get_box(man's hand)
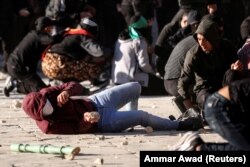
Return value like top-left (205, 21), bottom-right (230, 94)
top-left (231, 60), bottom-right (243, 71)
top-left (57, 91), bottom-right (69, 107)
top-left (84, 112), bottom-right (100, 123)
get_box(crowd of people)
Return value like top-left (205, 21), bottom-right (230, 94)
top-left (1, 0), bottom-right (250, 151)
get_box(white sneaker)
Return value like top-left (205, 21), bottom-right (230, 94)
top-left (3, 76), bottom-right (16, 97)
top-left (169, 131), bottom-right (203, 151)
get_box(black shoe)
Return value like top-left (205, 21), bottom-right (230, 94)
top-left (178, 117), bottom-right (203, 131)
top-left (3, 77), bottom-right (16, 97)
top-left (169, 115), bottom-right (176, 121)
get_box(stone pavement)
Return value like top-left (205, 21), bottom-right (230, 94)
top-left (0, 77), bottom-right (226, 167)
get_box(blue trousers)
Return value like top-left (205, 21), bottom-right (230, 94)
top-left (204, 92), bottom-right (250, 151)
top-left (89, 82), bottom-right (179, 132)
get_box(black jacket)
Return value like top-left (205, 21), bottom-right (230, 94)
top-left (7, 31), bottom-right (54, 77)
top-left (49, 32), bottom-right (111, 60)
top-left (178, 19), bottom-right (237, 99)
top-left (229, 78), bottom-right (250, 114)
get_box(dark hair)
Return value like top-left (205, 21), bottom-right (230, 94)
top-left (35, 16), bottom-right (55, 31)
top-left (129, 14), bottom-right (142, 25)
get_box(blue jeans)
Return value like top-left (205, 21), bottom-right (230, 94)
top-left (88, 82), bottom-right (179, 132)
top-left (204, 93), bottom-right (250, 151)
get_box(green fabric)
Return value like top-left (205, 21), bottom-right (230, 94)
top-left (128, 16), bottom-right (148, 39)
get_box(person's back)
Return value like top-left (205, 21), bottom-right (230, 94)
top-left (41, 18), bottom-right (112, 84)
top-left (164, 35), bottom-right (196, 96)
top-left (155, 10), bottom-right (201, 77)
top-left (111, 15), bottom-right (155, 87)
top-left (112, 32), bottom-right (149, 86)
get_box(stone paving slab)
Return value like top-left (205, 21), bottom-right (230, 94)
top-left (0, 77), bottom-right (226, 167)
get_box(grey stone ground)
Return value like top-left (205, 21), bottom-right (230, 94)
top-left (0, 76), bottom-right (226, 167)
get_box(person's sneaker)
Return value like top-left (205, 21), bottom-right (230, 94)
top-left (177, 108), bottom-right (200, 121)
top-left (178, 117), bottom-right (203, 131)
top-left (3, 76), bottom-right (16, 97)
top-left (169, 131), bottom-right (204, 151)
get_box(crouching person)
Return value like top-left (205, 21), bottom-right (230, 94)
top-left (41, 17), bottom-right (112, 83)
top-left (4, 17), bottom-right (58, 96)
top-left (171, 78), bottom-right (250, 151)
top-left (22, 81), bottom-right (203, 134)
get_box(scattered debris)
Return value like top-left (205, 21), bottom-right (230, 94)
top-left (95, 135), bottom-right (105, 140)
top-left (10, 100), bottom-right (22, 109)
top-left (1, 120), bottom-right (6, 123)
top-left (139, 140), bottom-right (144, 143)
top-left (144, 126), bottom-right (153, 133)
top-left (121, 140), bottom-right (128, 145)
top-left (151, 105), bottom-right (156, 109)
top-left (94, 158), bottom-right (104, 165)
top-left (64, 153), bottom-right (75, 160)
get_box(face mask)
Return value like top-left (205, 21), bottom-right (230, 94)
top-left (42, 99), bottom-right (54, 116)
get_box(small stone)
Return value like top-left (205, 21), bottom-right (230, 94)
top-left (121, 141), bottom-right (128, 145)
top-left (151, 105), bottom-right (156, 109)
top-left (144, 126), bottom-right (153, 133)
top-left (96, 135), bottom-right (105, 140)
top-left (94, 158), bottom-right (104, 165)
top-left (64, 154), bottom-right (75, 160)
top-left (1, 120), bottom-right (6, 123)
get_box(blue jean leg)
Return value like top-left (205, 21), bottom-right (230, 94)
top-left (204, 93), bottom-right (250, 150)
top-left (96, 108), bottom-right (179, 132)
top-left (88, 82), bottom-right (141, 110)
top-left (88, 82), bottom-right (179, 132)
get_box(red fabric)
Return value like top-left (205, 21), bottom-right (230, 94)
top-left (22, 82), bottom-right (97, 134)
top-left (64, 28), bottom-right (95, 38)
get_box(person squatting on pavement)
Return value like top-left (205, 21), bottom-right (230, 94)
top-left (171, 78), bottom-right (250, 151)
top-left (177, 18), bottom-right (239, 118)
top-left (22, 82), bottom-right (203, 134)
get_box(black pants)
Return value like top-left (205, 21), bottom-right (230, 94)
top-left (7, 58), bottom-right (47, 94)
top-left (164, 79), bottom-right (178, 96)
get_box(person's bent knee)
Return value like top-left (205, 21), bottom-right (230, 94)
top-left (128, 82), bottom-right (141, 94)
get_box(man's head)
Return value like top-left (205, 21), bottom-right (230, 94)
top-left (22, 92), bottom-right (53, 121)
top-left (194, 18), bottom-right (220, 53)
top-left (196, 34), bottom-right (213, 53)
top-left (180, 12), bottom-right (189, 28)
top-left (128, 14), bottom-right (148, 39)
top-left (206, 0), bottom-right (218, 14)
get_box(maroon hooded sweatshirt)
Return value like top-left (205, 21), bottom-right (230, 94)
top-left (22, 81), bottom-right (97, 134)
